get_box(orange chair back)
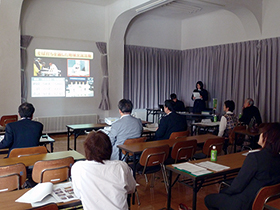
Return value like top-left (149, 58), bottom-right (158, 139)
top-left (203, 137), bottom-right (225, 157)
top-left (0, 163), bottom-right (26, 192)
top-left (0, 115), bottom-right (18, 127)
top-left (252, 183), bottom-right (280, 210)
top-left (169, 130), bottom-right (190, 139)
top-left (9, 146), bottom-right (48, 158)
top-left (228, 125), bottom-right (246, 144)
top-left (171, 140), bottom-right (197, 163)
top-left (32, 157), bottom-right (74, 184)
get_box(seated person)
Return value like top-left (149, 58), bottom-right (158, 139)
top-left (239, 98), bottom-right (262, 126)
top-left (0, 102), bottom-right (43, 156)
top-left (71, 131), bottom-right (136, 210)
top-left (205, 123), bottom-right (280, 210)
top-left (155, 100), bottom-right (187, 140)
top-left (108, 99), bottom-right (143, 160)
top-left (170, 93), bottom-right (186, 112)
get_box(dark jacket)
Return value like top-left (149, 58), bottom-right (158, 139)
top-left (0, 119), bottom-right (43, 156)
top-left (173, 100), bottom-right (186, 112)
top-left (192, 89), bottom-right (208, 114)
top-left (155, 112), bottom-right (187, 140)
top-left (239, 105), bottom-right (262, 125)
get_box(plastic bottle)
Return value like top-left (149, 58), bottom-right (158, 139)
top-left (213, 114), bottom-right (217, 122)
top-left (239, 113), bottom-right (242, 119)
top-left (210, 146), bottom-right (217, 162)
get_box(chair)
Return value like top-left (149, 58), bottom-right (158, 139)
top-left (32, 156), bottom-right (74, 184)
top-left (136, 144), bottom-right (170, 192)
top-left (122, 137), bottom-right (147, 161)
top-left (0, 163), bottom-right (26, 192)
top-left (170, 139), bottom-right (197, 164)
top-left (252, 183), bottom-right (280, 210)
top-left (9, 146), bottom-right (48, 158)
top-left (169, 130), bottom-right (190, 139)
top-left (27, 203), bottom-right (59, 210)
top-left (0, 114), bottom-right (18, 131)
top-left (193, 137), bottom-right (225, 159)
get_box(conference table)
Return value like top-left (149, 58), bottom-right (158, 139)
top-left (117, 134), bottom-right (224, 178)
top-left (191, 121), bottom-right (220, 135)
top-left (234, 127), bottom-right (261, 152)
top-left (0, 186), bottom-right (82, 210)
top-left (66, 121), bottom-right (152, 151)
top-left (166, 151), bottom-right (247, 210)
top-left (0, 150), bottom-right (85, 167)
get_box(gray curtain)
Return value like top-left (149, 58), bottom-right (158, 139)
top-left (124, 37), bottom-right (280, 122)
top-left (124, 45), bottom-right (182, 109)
top-left (20, 35), bottom-right (33, 103)
top-left (96, 42), bottom-right (110, 110)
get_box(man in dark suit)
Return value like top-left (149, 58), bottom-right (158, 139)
top-left (239, 98), bottom-right (262, 126)
top-left (155, 100), bottom-right (187, 140)
top-left (0, 102), bottom-right (43, 156)
top-left (170, 93), bottom-right (186, 112)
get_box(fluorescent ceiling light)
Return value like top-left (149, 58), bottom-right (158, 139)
top-left (136, 0), bottom-right (169, 13)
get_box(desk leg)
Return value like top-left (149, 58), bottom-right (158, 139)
top-left (67, 127), bottom-right (70, 151)
top-left (167, 170), bottom-right (173, 210)
top-left (192, 180), bottom-right (198, 210)
top-left (50, 142), bottom-right (54, 153)
top-left (119, 148), bottom-right (122, 160)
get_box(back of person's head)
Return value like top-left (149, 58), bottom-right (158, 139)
top-left (224, 100), bottom-right (235, 112)
top-left (118, 99), bottom-right (133, 114)
top-left (246, 98), bottom-right (254, 106)
top-left (196, 81), bottom-right (204, 89)
top-left (84, 131), bottom-right (112, 163)
top-left (164, 100), bottom-right (175, 112)
top-left (262, 123), bottom-right (280, 156)
top-left (170, 93), bottom-right (177, 100)
top-left (18, 102), bottom-right (35, 118)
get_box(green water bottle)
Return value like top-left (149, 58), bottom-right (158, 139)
top-left (210, 146), bottom-right (217, 162)
top-left (213, 115), bottom-right (217, 122)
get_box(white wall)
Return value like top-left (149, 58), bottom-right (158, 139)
top-left (0, 0), bottom-right (23, 116)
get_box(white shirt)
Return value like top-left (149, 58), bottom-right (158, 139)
top-left (218, 111), bottom-right (233, 137)
top-left (71, 160), bottom-right (136, 210)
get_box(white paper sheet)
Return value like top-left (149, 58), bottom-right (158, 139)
top-left (172, 162), bottom-right (212, 176)
top-left (195, 161), bottom-right (230, 172)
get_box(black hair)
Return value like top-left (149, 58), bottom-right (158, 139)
top-left (170, 93), bottom-right (177, 100)
top-left (164, 100), bottom-right (175, 112)
top-left (118, 99), bottom-right (133, 113)
top-left (18, 102), bottom-right (35, 118)
top-left (224, 100), bottom-right (235, 112)
top-left (196, 81), bottom-right (204, 89)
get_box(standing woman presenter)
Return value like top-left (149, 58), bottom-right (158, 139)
top-left (191, 81), bottom-right (208, 114)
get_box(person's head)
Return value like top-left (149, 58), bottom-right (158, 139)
top-left (170, 93), bottom-right (177, 102)
top-left (196, 81), bottom-right (204, 90)
top-left (164, 99), bottom-right (175, 113)
top-left (18, 102), bottom-right (35, 119)
top-left (258, 123), bottom-right (280, 155)
top-left (224, 100), bottom-right (235, 112)
top-left (244, 98), bottom-right (254, 108)
top-left (84, 131), bottom-right (112, 163)
top-left (118, 99), bottom-right (133, 114)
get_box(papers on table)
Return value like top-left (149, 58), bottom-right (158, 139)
top-left (0, 135), bottom-right (4, 142)
top-left (16, 182), bottom-right (78, 207)
top-left (99, 126), bottom-right (111, 135)
top-left (105, 117), bottom-right (119, 125)
top-left (143, 127), bottom-right (158, 132)
top-left (193, 92), bottom-right (201, 100)
top-left (173, 161), bottom-right (230, 176)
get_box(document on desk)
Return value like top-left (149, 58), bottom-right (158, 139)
top-left (16, 182), bottom-right (78, 207)
top-left (0, 135), bottom-right (4, 142)
top-left (195, 161), bottom-right (230, 172)
top-left (173, 162), bottom-right (213, 176)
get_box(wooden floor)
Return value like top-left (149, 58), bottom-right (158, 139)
top-left (46, 133), bottom-right (219, 210)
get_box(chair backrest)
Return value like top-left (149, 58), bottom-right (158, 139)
top-left (9, 146), bottom-right (48, 158)
top-left (0, 115), bottom-right (18, 127)
top-left (171, 140), bottom-right (197, 163)
top-left (169, 130), bottom-right (190, 139)
top-left (32, 156), bottom-right (74, 184)
top-left (139, 144), bottom-right (169, 173)
top-left (28, 203), bottom-right (59, 210)
top-left (203, 137), bottom-right (225, 157)
top-left (228, 125), bottom-right (246, 144)
top-left (0, 163), bottom-right (26, 192)
top-left (252, 183), bottom-right (280, 210)
top-left (122, 137), bottom-right (147, 155)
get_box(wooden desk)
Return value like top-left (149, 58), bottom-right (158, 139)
top-left (264, 198), bottom-right (280, 210)
top-left (0, 188), bottom-right (81, 210)
top-left (66, 123), bottom-right (107, 150)
top-left (179, 112), bottom-right (214, 123)
top-left (166, 152), bottom-right (246, 210)
top-left (234, 127), bottom-right (261, 152)
top-left (0, 151), bottom-right (85, 167)
top-left (118, 134), bottom-right (223, 177)
top-left (191, 121), bottom-right (220, 135)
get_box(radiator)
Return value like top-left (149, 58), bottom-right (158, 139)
top-left (34, 114), bottom-right (98, 133)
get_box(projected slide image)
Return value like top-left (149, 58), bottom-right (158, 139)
top-left (32, 77), bottom-right (66, 97)
top-left (67, 59), bottom-right (90, 77)
top-left (66, 77), bottom-right (94, 97)
top-left (33, 58), bottom-right (62, 77)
